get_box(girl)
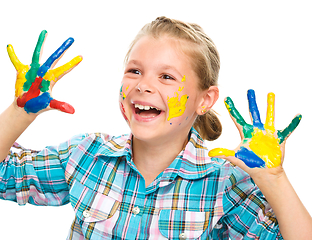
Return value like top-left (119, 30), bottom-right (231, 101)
top-left (0, 16), bottom-right (311, 239)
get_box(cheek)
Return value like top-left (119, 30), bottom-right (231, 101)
top-left (167, 92), bottom-right (189, 121)
top-left (119, 101), bottom-right (129, 123)
top-left (119, 83), bottom-right (131, 123)
top-left (119, 83), bottom-right (130, 101)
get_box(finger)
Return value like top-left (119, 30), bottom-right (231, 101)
top-left (235, 147), bottom-right (266, 168)
top-left (50, 99), bottom-right (75, 114)
top-left (7, 44), bottom-right (24, 71)
top-left (38, 37), bottom-right (75, 78)
top-left (208, 150), bottom-right (251, 172)
top-left (247, 89), bottom-right (264, 130)
top-left (225, 96), bottom-right (253, 139)
top-left (24, 30), bottom-right (48, 91)
top-left (208, 148), bottom-right (235, 157)
top-left (264, 92), bottom-right (275, 132)
top-left (278, 114), bottom-right (302, 144)
top-left (43, 55), bottom-right (83, 82)
top-left (31, 30), bottom-right (47, 66)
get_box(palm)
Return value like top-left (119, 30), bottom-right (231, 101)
top-left (7, 30), bottom-right (82, 114)
top-left (209, 90), bottom-right (301, 169)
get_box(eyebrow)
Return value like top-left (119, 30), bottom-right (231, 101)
top-left (127, 60), bottom-right (183, 78)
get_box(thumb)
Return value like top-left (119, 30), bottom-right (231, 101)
top-left (50, 99), bottom-right (75, 114)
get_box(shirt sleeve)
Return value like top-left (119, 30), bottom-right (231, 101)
top-left (212, 162), bottom-right (283, 240)
top-left (0, 133), bottom-right (89, 206)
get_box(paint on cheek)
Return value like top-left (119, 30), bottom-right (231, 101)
top-left (249, 128), bottom-right (282, 168)
top-left (167, 92), bottom-right (189, 121)
top-left (119, 101), bottom-right (129, 123)
top-left (119, 84), bottom-right (129, 100)
top-left (181, 75), bottom-right (186, 82)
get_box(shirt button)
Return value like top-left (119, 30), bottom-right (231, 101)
top-left (132, 206), bottom-right (140, 215)
top-left (179, 232), bottom-right (187, 240)
top-left (83, 210), bottom-right (91, 218)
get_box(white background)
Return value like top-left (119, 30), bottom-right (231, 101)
top-left (0, 0), bottom-right (311, 239)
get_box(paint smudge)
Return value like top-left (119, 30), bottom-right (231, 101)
top-left (119, 101), bottom-right (129, 123)
top-left (249, 128), bottom-right (281, 168)
top-left (167, 92), bottom-right (189, 121)
top-left (119, 84), bottom-right (129, 100)
top-left (181, 75), bottom-right (186, 82)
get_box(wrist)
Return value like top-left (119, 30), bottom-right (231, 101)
top-left (11, 102), bottom-right (38, 123)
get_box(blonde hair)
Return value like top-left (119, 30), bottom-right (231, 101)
top-left (125, 16), bottom-right (222, 141)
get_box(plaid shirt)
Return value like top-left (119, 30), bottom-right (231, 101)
top-left (0, 128), bottom-right (282, 239)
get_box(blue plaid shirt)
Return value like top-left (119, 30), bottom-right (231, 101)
top-left (0, 128), bottom-right (283, 239)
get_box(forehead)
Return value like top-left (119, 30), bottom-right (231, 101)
top-left (128, 35), bottom-right (193, 66)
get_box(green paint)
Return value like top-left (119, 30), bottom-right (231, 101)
top-left (24, 30), bottom-right (47, 91)
top-left (225, 97), bottom-right (254, 139)
top-left (40, 79), bottom-right (50, 92)
top-left (278, 114), bottom-right (302, 144)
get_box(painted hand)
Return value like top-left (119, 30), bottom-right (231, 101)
top-left (209, 89), bottom-right (302, 169)
top-left (7, 30), bottom-right (82, 114)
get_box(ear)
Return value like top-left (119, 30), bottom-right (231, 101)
top-left (196, 86), bottom-right (219, 115)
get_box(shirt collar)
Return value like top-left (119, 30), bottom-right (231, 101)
top-left (95, 127), bottom-right (221, 181)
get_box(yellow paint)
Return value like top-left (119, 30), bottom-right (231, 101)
top-left (43, 56), bottom-right (82, 82)
top-left (7, 44), bottom-right (29, 97)
top-left (208, 148), bottom-right (235, 157)
top-left (123, 92), bottom-right (127, 99)
top-left (181, 75), bottom-right (186, 82)
top-left (249, 128), bottom-right (281, 168)
top-left (126, 86), bottom-right (129, 91)
top-left (167, 92), bottom-right (189, 121)
top-left (225, 101), bottom-right (231, 111)
top-left (178, 86), bottom-right (184, 91)
top-left (264, 92), bottom-right (275, 132)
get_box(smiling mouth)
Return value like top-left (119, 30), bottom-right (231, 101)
top-left (134, 104), bottom-right (162, 118)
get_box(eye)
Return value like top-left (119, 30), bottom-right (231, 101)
top-left (127, 69), bottom-right (141, 75)
top-left (161, 74), bottom-right (175, 80)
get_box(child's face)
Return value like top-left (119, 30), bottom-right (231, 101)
top-left (120, 36), bottom-right (205, 144)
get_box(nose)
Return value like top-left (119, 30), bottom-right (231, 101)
top-left (136, 76), bottom-right (155, 94)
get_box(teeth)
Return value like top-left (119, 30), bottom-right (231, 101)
top-left (135, 104), bottom-right (160, 111)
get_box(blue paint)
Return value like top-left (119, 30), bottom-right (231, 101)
top-left (38, 37), bottom-right (74, 78)
top-left (247, 89), bottom-right (264, 130)
top-left (24, 92), bottom-right (53, 113)
top-left (235, 146), bottom-right (265, 168)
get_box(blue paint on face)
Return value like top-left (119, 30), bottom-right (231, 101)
top-left (24, 92), bottom-right (53, 113)
top-left (247, 89), bottom-right (264, 130)
top-left (38, 37), bottom-right (75, 78)
top-left (235, 146), bottom-right (266, 168)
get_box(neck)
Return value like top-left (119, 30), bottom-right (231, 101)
top-left (132, 133), bottom-right (189, 186)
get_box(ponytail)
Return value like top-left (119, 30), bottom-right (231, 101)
top-left (193, 110), bottom-right (222, 141)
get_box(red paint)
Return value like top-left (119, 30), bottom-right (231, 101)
top-left (119, 102), bottom-right (129, 123)
top-left (17, 77), bottom-right (42, 107)
top-left (50, 99), bottom-right (75, 114)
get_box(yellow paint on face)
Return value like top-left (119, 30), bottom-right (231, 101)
top-left (178, 86), bottom-right (184, 91)
top-left (167, 92), bottom-right (189, 121)
top-left (208, 148), bottom-right (235, 157)
top-left (249, 128), bottom-right (282, 168)
top-left (181, 75), bottom-right (186, 82)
